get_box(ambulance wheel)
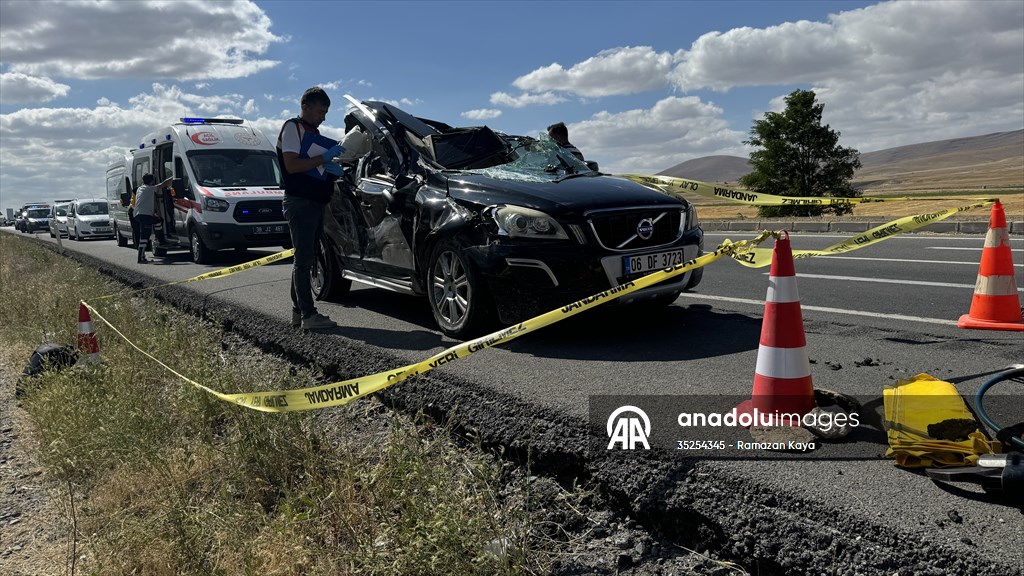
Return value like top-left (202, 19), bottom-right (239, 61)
top-left (190, 229), bottom-right (210, 264)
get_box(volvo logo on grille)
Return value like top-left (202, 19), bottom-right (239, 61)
top-left (636, 218), bottom-right (655, 240)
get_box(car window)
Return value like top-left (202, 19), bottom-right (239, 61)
top-left (470, 138), bottom-right (594, 182)
top-left (187, 150), bottom-right (281, 187)
top-left (55, 206), bottom-right (68, 216)
top-left (78, 202), bottom-right (108, 215)
top-left (28, 209), bottom-right (49, 218)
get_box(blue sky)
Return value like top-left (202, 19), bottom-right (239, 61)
top-left (1, 0), bottom-right (1022, 211)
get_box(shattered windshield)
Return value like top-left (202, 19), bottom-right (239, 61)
top-left (187, 150), bottom-right (282, 187)
top-left (468, 137), bottom-right (595, 182)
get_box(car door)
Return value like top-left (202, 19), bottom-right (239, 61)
top-left (66, 203), bottom-right (77, 235)
top-left (336, 104), bottom-right (414, 278)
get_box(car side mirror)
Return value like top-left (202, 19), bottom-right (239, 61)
top-left (585, 160), bottom-right (600, 172)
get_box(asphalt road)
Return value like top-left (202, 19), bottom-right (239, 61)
top-left (7, 226), bottom-right (1024, 574)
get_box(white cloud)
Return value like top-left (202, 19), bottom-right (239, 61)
top-left (0, 72), bottom-right (71, 104)
top-left (0, 83), bottom-right (352, 210)
top-left (0, 0), bottom-right (283, 81)
top-left (573, 96), bottom-right (748, 174)
top-left (512, 46), bottom-right (679, 97)
top-left (490, 91), bottom-right (566, 108)
top-left (668, 0), bottom-right (1024, 152)
top-left (462, 109), bottom-right (503, 120)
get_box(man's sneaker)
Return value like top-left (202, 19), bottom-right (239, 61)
top-left (301, 313), bottom-right (338, 330)
top-left (291, 311), bottom-right (302, 328)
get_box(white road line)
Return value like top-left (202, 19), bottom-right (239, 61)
top-left (782, 272), bottom-right (1024, 291)
top-left (703, 232), bottom-right (1023, 242)
top-left (817, 255), bottom-right (1014, 266)
top-left (926, 246), bottom-right (1021, 251)
top-left (676, 293), bottom-right (959, 326)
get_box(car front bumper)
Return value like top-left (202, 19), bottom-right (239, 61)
top-left (195, 221), bottom-right (291, 250)
top-left (465, 228), bottom-right (704, 324)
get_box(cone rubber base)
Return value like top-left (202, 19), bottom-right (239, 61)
top-left (958, 314), bottom-right (1024, 332)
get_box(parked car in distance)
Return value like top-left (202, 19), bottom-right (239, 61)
top-left (313, 96), bottom-right (704, 338)
top-left (49, 202), bottom-right (71, 237)
top-left (67, 198), bottom-right (114, 240)
top-left (20, 206), bottom-right (51, 233)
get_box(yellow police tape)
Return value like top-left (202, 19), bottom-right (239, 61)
top-left (618, 173), bottom-right (997, 207)
top-left (79, 171), bottom-right (1002, 412)
top-left (618, 173), bottom-right (997, 267)
top-left (83, 232), bottom-right (770, 412)
top-left (91, 248), bottom-right (295, 301)
top-left (728, 200), bottom-right (995, 267)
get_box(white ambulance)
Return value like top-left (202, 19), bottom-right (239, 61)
top-left (130, 118), bottom-right (288, 263)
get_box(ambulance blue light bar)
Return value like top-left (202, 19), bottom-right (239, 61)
top-left (180, 117), bottom-right (244, 125)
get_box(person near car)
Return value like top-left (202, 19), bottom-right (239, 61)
top-left (546, 122), bottom-right (585, 161)
top-left (126, 183), bottom-right (168, 251)
top-left (277, 86), bottom-right (346, 331)
top-left (134, 173), bottom-right (172, 263)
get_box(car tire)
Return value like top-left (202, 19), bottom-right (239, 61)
top-left (311, 237), bottom-right (351, 301)
top-left (69, 226), bottom-right (76, 240)
top-left (189, 229), bottom-right (210, 264)
top-left (427, 238), bottom-right (493, 339)
top-left (115, 223), bottom-right (128, 247)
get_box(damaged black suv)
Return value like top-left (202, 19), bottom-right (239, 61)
top-left (313, 96), bottom-right (704, 338)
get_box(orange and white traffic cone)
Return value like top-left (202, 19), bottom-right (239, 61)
top-left (958, 201), bottom-right (1023, 332)
top-left (77, 302), bottom-right (102, 363)
top-left (735, 232), bottom-right (816, 426)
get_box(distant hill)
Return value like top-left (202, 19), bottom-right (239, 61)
top-left (658, 155), bottom-right (751, 183)
top-left (658, 130), bottom-right (1024, 193)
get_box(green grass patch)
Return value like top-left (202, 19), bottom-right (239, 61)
top-left (0, 233), bottom-right (561, 575)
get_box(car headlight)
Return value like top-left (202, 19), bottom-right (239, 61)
top-left (490, 205), bottom-right (568, 240)
top-left (685, 202), bottom-right (700, 231)
top-left (204, 197), bottom-right (229, 212)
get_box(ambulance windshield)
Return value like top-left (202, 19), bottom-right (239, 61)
top-left (187, 150), bottom-right (282, 188)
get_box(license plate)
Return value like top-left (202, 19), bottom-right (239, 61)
top-left (94, 227), bottom-right (111, 233)
top-left (623, 250), bottom-right (685, 275)
top-left (252, 225), bottom-right (285, 235)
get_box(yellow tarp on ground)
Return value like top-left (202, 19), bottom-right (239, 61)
top-left (883, 373), bottom-right (1001, 468)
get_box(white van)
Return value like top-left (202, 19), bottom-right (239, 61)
top-left (67, 198), bottom-right (113, 240)
top-left (106, 151), bottom-right (135, 247)
top-left (130, 118), bottom-right (287, 263)
top-left (48, 201), bottom-right (72, 237)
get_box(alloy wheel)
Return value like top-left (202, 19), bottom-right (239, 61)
top-left (431, 250), bottom-right (472, 327)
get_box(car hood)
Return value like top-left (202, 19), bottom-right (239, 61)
top-left (76, 214), bottom-right (109, 222)
top-left (444, 173), bottom-right (685, 216)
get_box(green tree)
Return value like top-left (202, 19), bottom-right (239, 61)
top-left (740, 89), bottom-right (862, 217)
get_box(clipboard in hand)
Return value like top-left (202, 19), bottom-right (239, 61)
top-left (300, 131), bottom-right (341, 180)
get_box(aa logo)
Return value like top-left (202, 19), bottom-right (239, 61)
top-left (607, 405), bottom-right (651, 450)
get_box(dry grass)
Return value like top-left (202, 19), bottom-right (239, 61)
top-left (0, 233), bottom-right (564, 576)
top-left (678, 137), bottom-right (1024, 221)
